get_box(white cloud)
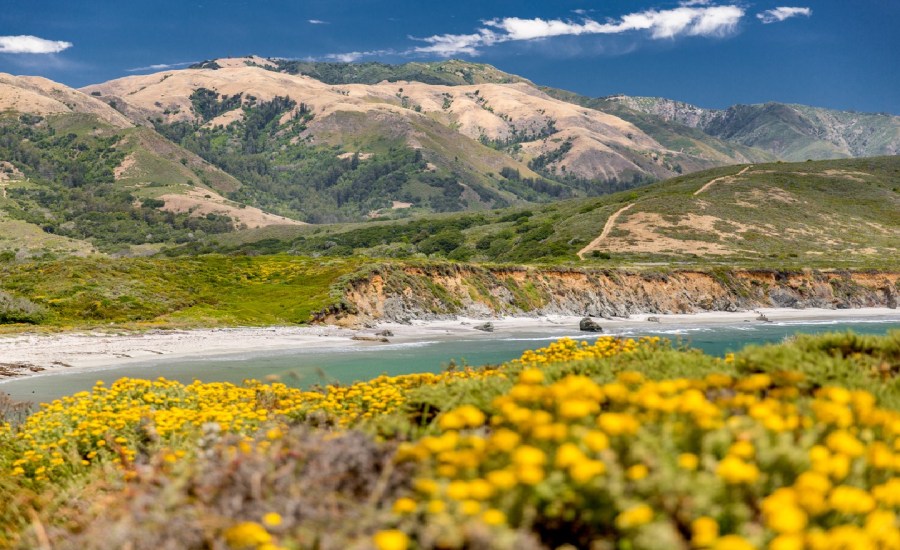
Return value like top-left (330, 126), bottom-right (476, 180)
top-left (412, 30), bottom-right (498, 56)
top-left (126, 61), bottom-right (198, 72)
top-left (756, 7), bottom-right (812, 24)
top-left (322, 49), bottom-right (395, 63)
top-left (308, 19), bottom-right (328, 25)
top-left (0, 35), bottom-right (72, 54)
top-left (485, 18), bottom-right (602, 41)
top-left (326, 52), bottom-right (365, 62)
top-left (413, 5), bottom-right (744, 57)
top-left (596, 6), bottom-right (744, 39)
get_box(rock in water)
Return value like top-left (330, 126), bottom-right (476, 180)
top-left (474, 322), bottom-right (494, 332)
top-left (579, 317), bottom-right (603, 332)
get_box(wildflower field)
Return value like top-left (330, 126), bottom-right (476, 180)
top-left (2, 331), bottom-right (900, 549)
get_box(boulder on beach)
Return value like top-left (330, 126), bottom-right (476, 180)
top-left (351, 335), bottom-right (390, 343)
top-left (579, 317), bottom-right (603, 332)
top-left (473, 322), bottom-right (494, 332)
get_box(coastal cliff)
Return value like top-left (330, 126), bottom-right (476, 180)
top-left (317, 264), bottom-right (899, 325)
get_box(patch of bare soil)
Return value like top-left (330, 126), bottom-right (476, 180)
top-left (733, 187), bottom-right (800, 208)
top-left (158, 188), bottom-right (306, 229)
top-left (337, 152), bottom-right (373, 160)
top-left (113, 153), bottom-right (137, 180)
top-left (0, 161), bottom-right (24, 184)
top-left (601, 211), bottom-right (742, 256)
top-left (206, 108), bottom-right (244, 128)
top-left (821, 169), bottom-right (871, 182)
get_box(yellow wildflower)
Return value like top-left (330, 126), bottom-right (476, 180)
top-left (373, 530), bottom-right (408, 550)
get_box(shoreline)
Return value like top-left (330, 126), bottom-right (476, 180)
top-left (1, 307), bottom-right (898, 385)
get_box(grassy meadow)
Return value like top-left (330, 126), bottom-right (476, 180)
top-left (0, 255), bottom-right (361, 330)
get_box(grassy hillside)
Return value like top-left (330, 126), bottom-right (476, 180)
top-left (3, 331), bottom-right (900, 548)
top-left (151, 90), bottom-right (564, 223)
top-left (82, 62), bottom-right (774, 222)
top-left (187, 157), bottom-right (900, 267)
top-left (2, 64), bottom-right (896, 258)
top-left (0, 110), bottom-right (273, 256)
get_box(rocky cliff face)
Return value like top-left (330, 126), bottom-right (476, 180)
top-left (318, 264), bottom-right (899, 325)
top-left (604, 95), bottom-right (721, 129)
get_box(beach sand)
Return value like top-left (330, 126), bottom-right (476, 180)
top-left (1, 307), bottom-right (898, 382)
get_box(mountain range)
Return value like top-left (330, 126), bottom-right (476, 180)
top-left (1, 56), bottom-right (898, 257)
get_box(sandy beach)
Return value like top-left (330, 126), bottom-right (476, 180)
top-left (1, 307), bottom-right (898, 383)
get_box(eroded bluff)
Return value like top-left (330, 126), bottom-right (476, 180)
top-left (313, 264), bottom-right (898, 325)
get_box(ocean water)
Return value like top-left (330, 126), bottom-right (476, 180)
top-left (2, 318), bottom-right (898, 404)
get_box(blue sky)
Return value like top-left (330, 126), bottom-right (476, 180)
top-left (1, 1), bottom-right (897, 113)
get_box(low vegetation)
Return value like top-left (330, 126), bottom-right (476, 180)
top-left (2, 331), bottom-right (900, 548)
top-left (0, 255), bottom-right (361, 330)
top-left (186, 156), bottom-right (900, 267)
top-left (0, 113), bottom-right (236, 253)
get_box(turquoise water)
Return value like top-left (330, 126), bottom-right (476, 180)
top-left (2, 319), bottom-right (898, 404)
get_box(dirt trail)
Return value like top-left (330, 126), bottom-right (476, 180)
top-left (693, 165), bottom-right (752, 196)
top-left (577, 203), bottom-right (635, 259)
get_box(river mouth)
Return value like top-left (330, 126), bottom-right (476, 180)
top-left (3, 316), bottom-right (898, 404)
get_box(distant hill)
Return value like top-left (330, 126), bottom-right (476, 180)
top-left (195, 156), bottom-right (900, 267)
top-left (79, 57), bottom-right (774, 222)
top-left (0, 72), bottom-right (298, 257)
top-left (265, 58), bottom-right (532, 86)
top-left (251, 57), bottom-right (898, 164)
top-left (604, 96), bottom-right (900, 161)
top-left (2, 59), bottom-right (897, 257)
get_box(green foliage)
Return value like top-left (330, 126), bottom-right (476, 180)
top-left (0, 255), bottom-right (361, 328)
top-left (154, 96), bottom-right (473, 222)
top-left (733, 330), bottom-right (900, 404)
top-left (0, 290), bottom-right (45, 324)
top-left (269, 59), bottom-right (528, 86)
top-left (190, 88), bottom-right (243, 122)
top-left (528, 138), bottom-right (573, 173)
top-left (418, 229), bottom-right (465, 255)
top-left (0, 116), bottom-right (236, 252)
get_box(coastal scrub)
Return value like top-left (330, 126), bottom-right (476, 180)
top-left (2, 331), bottom-right (900, 549)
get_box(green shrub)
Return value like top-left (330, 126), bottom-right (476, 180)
top-left (0, 290), bottom-right (45, 324)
